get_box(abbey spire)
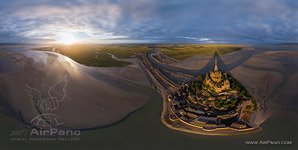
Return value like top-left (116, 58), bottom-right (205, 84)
top-left (214, 58), bottom-right (219, 71)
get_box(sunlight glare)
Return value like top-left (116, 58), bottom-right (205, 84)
top-left (57, 32), bottom-right (78, 45)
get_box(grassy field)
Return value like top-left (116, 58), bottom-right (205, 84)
top-left (157, 44), bottom-right (242, 60)
top-left (33, 44), bottom-right (242, 67)
top-left (33, 44), bottom-right (143, 67)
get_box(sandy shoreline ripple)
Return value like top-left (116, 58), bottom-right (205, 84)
top-left (0, 49), bottom-right (152, 129)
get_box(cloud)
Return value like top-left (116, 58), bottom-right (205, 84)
top-left (0, 0), bottom-right (297, 43)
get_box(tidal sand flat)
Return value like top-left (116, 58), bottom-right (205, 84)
top-left (0, 48), bottom-right (152, 129)
top-left (0, 45), bottom-right (297, 150)
top-left (177, 46), bottom-right (298, 126)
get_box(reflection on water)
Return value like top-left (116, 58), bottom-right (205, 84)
top-left (0, 45), bottom-right (297, 150)
top-left (0, 90), bottom-right (297, 150)
top-left (23, 51), bottom-right (48, 65)
top-left (23, 50), bottom-right (81, 74)
top-left (74, 92), bottom-right (297, 150)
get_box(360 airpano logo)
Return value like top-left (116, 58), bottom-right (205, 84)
top-left (30, 128), bottom-right (80, 136)
top-left (26, 75), bottom-right (68, 128)
top-left (10, 128), bottom-right (81, 142)
top-left (10, 75), bottom-right (81, 142)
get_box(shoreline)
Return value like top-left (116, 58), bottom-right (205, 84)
top-left (139, 48), bottom-right (262, 136)
top-left (160, 96), bottom-right (261, 136)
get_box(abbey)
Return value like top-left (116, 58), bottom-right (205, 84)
top-left (167, 52), bottom-right (257, 132)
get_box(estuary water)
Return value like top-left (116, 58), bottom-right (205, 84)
top-left (0, 45), bottom-right (297, 150)
top-left (2, 91), bottom-right (297, 150)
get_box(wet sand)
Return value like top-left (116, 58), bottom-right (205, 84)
top-left (0, 45), bottom-right (298, 150)
top-left (0, 48), bottom-right (152, 129)
top-left (1, 90), bottom-right (297, 150)
top-left (178, 46), bottom-right (298, 126)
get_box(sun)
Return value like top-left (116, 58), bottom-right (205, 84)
top-left (57, 32), bottom-right (78, 45)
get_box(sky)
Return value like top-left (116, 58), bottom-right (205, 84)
top-left (0, 0), bottom-right (297, 44)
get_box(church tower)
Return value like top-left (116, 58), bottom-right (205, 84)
top-left (214, 58), bottom-right (219, 71)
